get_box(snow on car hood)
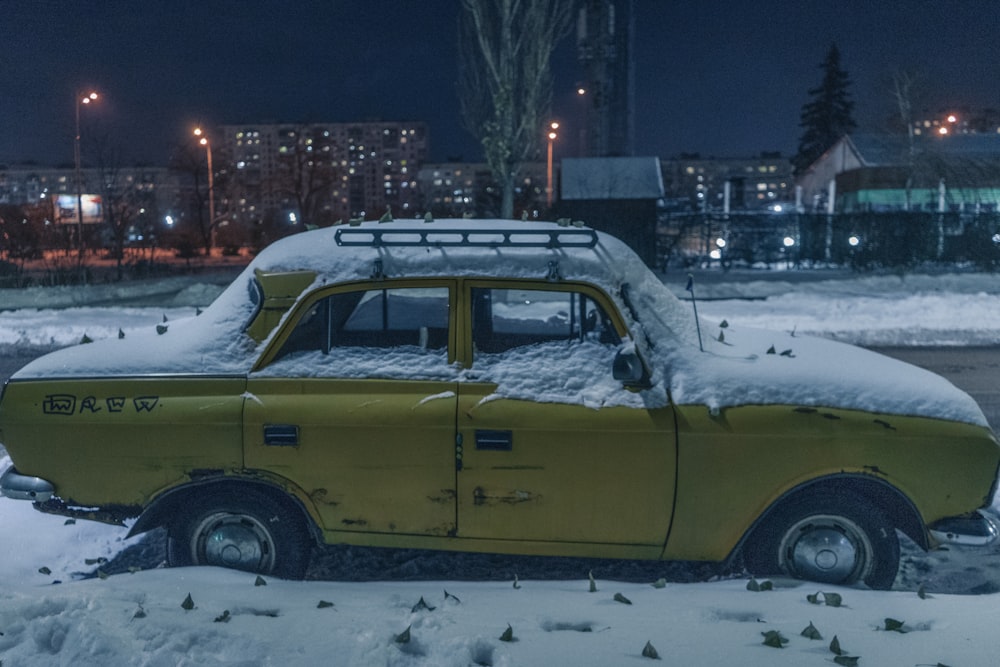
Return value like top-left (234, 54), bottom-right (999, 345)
top-left (11, 220), bottom-right (988, 427)
top-left (660, 323), bottom-right (988, 426)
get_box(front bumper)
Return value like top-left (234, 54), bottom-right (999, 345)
top-left (929, 511), bottom-right (999, 547)
top-left (0, 466), bottom-right (55, 502)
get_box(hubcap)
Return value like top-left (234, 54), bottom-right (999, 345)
top-left (778, 514), bottom-right (872, 584)
top-left (193, 512), bottom-right (276, 573)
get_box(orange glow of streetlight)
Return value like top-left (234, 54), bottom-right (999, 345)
top-left (74, 89), bottom-right (101, 267)
top-left (193, 127), bottom-right (216, 251)
top-left (938, 126), bottom-right (949, 136)
top-left (546, 121), bottom-right (560, 208)
top-left (947, 114), bottom-right (958, 123)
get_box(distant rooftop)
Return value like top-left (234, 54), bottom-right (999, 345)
top-left (848, 133), bottom-right (1000, 167)
top-left (560, 157), bottom-right (664, 200)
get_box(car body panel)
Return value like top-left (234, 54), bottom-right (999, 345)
top-left (243, 377), bottom-right (458, 537)
top-left (665, 403), bottom-right (1000, 561)
top-left (246, 269), bottom-right (318, 342)
top-left (0, 377), bottom-right (244, 507)
top-left (455, 384), bottom-right (676, 546)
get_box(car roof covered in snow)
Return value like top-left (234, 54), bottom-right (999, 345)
top-left (11, 219), bottom-right (989, 427)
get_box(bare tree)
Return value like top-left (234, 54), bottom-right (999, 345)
top-left (274, 125), bottom-right (341, 226)
top-left (458, 0), bottom-right (574, 219)
top-left (890, 69), bottom-right (920, 211)
top-left (169, 141), bottom-right (216, 255)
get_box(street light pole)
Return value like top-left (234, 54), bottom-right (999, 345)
top-left (193, 127), bottom-right (215, 253)
top-left (74, 90), bottom-right (98, 266)
top-left (546, 121), bottom-right (559, 209)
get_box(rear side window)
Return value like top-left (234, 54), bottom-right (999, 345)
top-left (261, 286), bottom-right (452, 379)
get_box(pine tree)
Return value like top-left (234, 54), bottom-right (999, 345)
top-left (793, 44), bottom-right (857, 174)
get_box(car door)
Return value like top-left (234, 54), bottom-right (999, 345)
top-left (455, 281), bottom-right (676, 553)
top-left (245, 280), bottom-right (460, 538)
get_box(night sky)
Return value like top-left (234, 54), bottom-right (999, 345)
top-left (2, 0), bottom-right (998, 167)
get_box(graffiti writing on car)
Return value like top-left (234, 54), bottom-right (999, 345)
top-left (42, 394), bottom-right (160, 416)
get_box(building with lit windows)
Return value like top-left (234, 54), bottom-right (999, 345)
top-left (217, 121), bottom-right (428, 226)
top-left (659, 153), bottom-right (794, 212)
top-left (416, 162), bottom-right (550, 218)
top-left (0, 165), bottom-right (176, 225)
top-left (911, 108), bottom-right (1000, 138)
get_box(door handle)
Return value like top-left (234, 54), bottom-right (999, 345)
top-left (264, 424), bottom-right (299, 447)
top-left (475, 429), bottom-right (512, 451)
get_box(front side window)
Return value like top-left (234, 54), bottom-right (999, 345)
top-left (259, 286), bottom-right (453, 379)
top-left (471, 287), bottom-right (619, 354)
top-left (468, 286), bottom-right (629, 408)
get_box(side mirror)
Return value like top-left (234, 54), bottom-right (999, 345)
top-left (613, 348), bottom-right (649, 386)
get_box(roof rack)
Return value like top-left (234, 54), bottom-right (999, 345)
top-left (334, 227), bottom-right (598, 249)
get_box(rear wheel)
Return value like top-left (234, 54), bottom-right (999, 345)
top-left (743, 491), bottom-right (900, 590)
top-left (167, 488), bottom-right (312, 579)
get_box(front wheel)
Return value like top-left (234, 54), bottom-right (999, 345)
top-left (167, 488), bottom-right (312, 579)
top-left (743, 491), bottom-right (900, 590)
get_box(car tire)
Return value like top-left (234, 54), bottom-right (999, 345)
top-left (743, 491), bottom-right (899, 590)
top-left (167, 487), bottom-right (312, 579)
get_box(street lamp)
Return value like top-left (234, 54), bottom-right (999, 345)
top-left (546, 121), bottom-right (559, 208)
top-left (193, 127), bottom-right (215, 252)
top-left (74, 90), bottom-right (99, 264)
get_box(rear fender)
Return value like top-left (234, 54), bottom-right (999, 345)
top-left (128, 474), bottom-right (323, 545)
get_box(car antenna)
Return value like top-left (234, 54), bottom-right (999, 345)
top-left (686, 273), bottom-right (704, 352)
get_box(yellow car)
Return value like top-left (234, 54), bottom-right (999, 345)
top-left (1, 220), bottom-right (997, 588)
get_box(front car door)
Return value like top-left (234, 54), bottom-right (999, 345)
top-left (455, 280), bottom-right (677, 558)
top-left (245, 280), bottom-right (459, 539)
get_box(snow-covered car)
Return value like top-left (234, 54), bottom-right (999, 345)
top-left (1, 220), bottom-right (997, 588)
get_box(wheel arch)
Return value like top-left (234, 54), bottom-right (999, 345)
top-left (127, 475), bottom-right (323, 546)
top-left (737, 473), bottom-right (928, 561)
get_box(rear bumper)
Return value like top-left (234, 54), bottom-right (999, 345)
top-left (929, 510), bottom-right (998, 547)
top-left (0, 467), bottom-right (54, 502)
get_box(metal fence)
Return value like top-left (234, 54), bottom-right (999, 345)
top-left (657, 212), bottom-right (1000, 271)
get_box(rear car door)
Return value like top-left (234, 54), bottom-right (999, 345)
top-left (455, 281), bottom-right (676, 555)
top-left (245, 280), bottom-right (459, 538)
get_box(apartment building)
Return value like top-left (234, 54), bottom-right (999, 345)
top-left (217, 121), bottom-right (428, 225)
top-left (660, 153), bottom-right (794, 212)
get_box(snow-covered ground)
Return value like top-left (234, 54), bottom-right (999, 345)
top-left (2, 267), bottom-right (1000, 665)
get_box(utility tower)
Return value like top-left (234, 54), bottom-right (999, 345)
top-left (577, 0), bottom-right (634, 157)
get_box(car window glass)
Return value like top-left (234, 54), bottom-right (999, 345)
top-left (471, 287), bottom-right (618, 354)
top-left (261, 286), bottom-right (454, 379)
top-left (468, 287), bottom-right (626, 406)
